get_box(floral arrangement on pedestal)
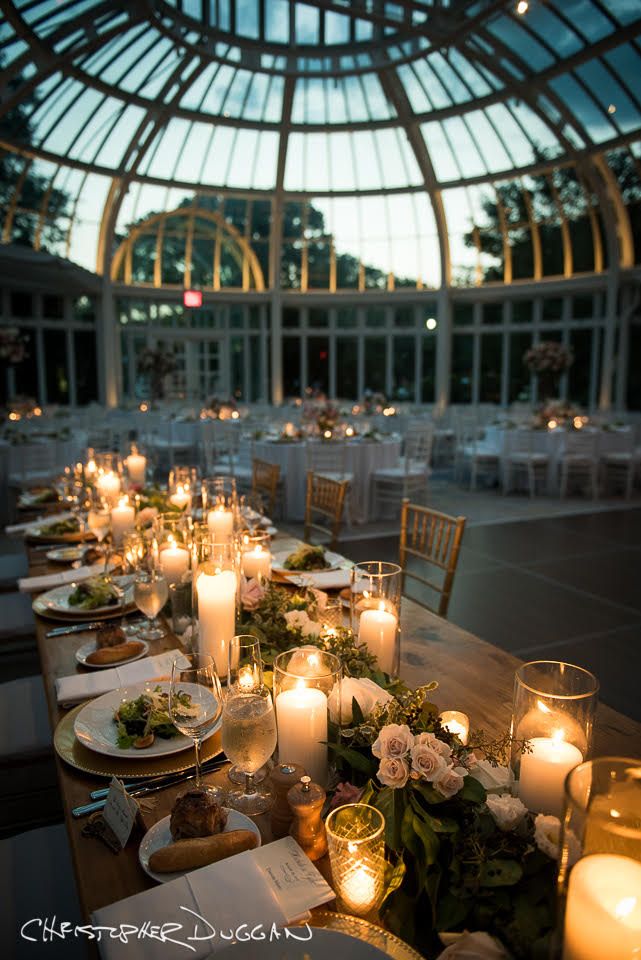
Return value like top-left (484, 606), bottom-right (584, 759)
top-left (136, 346), bottom-right (177, 401)
top-left (523, 341), bottom-right (573, 401)
top-left (238, 577), bottom-right (560, 959)
top-left (0, 327), bottom-right (29, 364)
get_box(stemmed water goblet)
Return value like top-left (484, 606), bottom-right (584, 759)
top-left (239, 493), bottom-right (265, 534)
top-left (222, 635), bottom-right (277, 813)
top-left (87, 491), bottom-right (112, 573)
top-left (133, 567), bottom-right (168, 641)
top-left (169, 652), bottom-right (224, 800)
top-left (226, 635), bottom-right (269, 786)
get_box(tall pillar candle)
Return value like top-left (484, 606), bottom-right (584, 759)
top-left (241, 544), bottom-right (271, 580)
top-left (563, 854), bottom-right (641, 959)
top-left (97, 471), bottom-right (121, 503)
top-left (110, 498), bottom-right (136, 547)
top-left (518, 732), bottom-right (583, 817)
top-left (207, 507), bottom-right (234, 543)
top-left (170, 484), bottom-right (191, 512)
top-left (358, 602), bottom-right (397, 674)
top-left (159, 539), bottom-right (190, 587)
top-left (276, 685), bottom-right (328, 787)
top-left (126, 453), bottom-right (146, 485)
top-left (196, 569), bottom-right (237, 676)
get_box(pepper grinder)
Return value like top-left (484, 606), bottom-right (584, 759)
top-left (287, 775), bottom-right (328, 861)
top-left (270, 762), bottom-right (307, 839)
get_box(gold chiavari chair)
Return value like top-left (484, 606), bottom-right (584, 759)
top-left (399, 498), bottom-right (466, 618)
top-left (304, 472), bottom-right (350, 550)
top-left (251, 458), bottom-right (281, 517)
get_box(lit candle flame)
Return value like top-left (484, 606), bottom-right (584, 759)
top-left (615, 896), bottom-right (636, 920)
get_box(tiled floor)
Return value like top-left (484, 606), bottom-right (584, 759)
top-left (339, 508), bottom-right (641, 726)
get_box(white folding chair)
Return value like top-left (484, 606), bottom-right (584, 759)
top-left (504, 429), bottom-right (549, 496)
top-left (559, 430), bottom-right (599, 499)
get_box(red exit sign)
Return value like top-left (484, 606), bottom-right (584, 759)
top-left (183, 289), bottom-right (202, 308)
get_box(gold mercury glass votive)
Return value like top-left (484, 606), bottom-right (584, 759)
top-left (325, 803), bottom-right (386, 919)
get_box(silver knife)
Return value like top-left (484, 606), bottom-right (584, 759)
top-left (89, 756), bottom-right (227, 799)
top-left (72, 758), bottom-right (228, 818)
top-left (46, 619), bottom-right (144, 638)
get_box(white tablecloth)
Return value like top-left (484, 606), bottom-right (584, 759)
top-left (251, 438), bottom-right (401, 522)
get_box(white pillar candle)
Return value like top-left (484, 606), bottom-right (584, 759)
top-left (518, 732), bottom-right (583, 817)
top-left (196, 568), bottom-right (237, 676)
top-left (563, 854), bottom-right (641, 960)
top-left (158, 538), bottom-right (190, 587)
top-left (358, 602), bottom-right (397, 674)
top-left (96, 471), bottom-right (121, 502)
top-left (207, 507), bottom-right (234, 542)
top-left (110, 498), bottom-right (135, 547)
top-left (241, 544), bottom-right (271, 580)
top-left (169, 484), bottom-right (191, 512)
top-left (276, 685), bottom-right (328, 787)
top-left (126, 453), bottom-right (146, 485)
top-left (440, 711), bottom-right (470, 746)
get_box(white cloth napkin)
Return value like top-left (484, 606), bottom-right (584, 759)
top-left (5, 510), bottom-right (74, 535)
top-left (289, 568), bottom-right (352, 590)
top-left (18, 562), bottom-right (114, 594)
top-left (91, 837), bottom-right (335, 960)
top-left (55, 649), bottom-right (185, 706)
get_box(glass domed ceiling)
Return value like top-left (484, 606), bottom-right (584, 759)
top-left (1, 0), bottom-right (640, 279)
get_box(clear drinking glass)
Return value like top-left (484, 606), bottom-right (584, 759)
top-left (134, 568), bottom-right (168, 640)
top-left (239, 493), bottom-right (265, 533)
top-left (349, 561), bottom-right (402, 676)
top-left (170, 652), bottom-right (223, 800)
top-left (226, 634), bottom-right (269, 785)
top-left (87, 493), bottom-right (111, 546)
top-left (222, 685), bottom-right (277, 814)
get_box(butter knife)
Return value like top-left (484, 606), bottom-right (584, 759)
top-left (46, 618), bottom-right (143, 638)
top-left (72, 758), bottom-right (228, 817)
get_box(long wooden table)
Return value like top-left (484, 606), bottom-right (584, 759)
top-left (25, 535), bottom-right (641, 924)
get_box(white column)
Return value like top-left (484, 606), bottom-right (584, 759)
top-left (435, 286), bottom-right (451, 414)
top-left (99, 275), bottom-right (119, 408)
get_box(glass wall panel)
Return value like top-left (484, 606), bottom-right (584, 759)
top-left (364, 338), bottom-right (386, 394)
top-left (283, 337), bottom-right (301, 397)
top-left (336, 337), bottom-right (358, 400)
top-left (421, 337), bottom-right (436, 403)
top-left (568, 329), bottom-right (592, 406)
top-left (509, 332), bottom-right (533, 403)
top-left (74, 330), bottom-right (98, 405)
top-left (451, 334), bottom-right (473, 403)
top-left (43, 329), bottom-right (69, 403)
top-left (307, 336), bottom-right (329, 394)
top-left (480, 333), bottom-right (502, 404)
top-left (393, 337), bottom-right (415, 401)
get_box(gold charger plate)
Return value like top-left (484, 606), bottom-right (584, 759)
top-left (299, 912), bottom-right (422, 960)
top-left (33, 600), bottom-right (137, 622)
top-left (54, 702), bottom-right (223, 778)
top-left (27, 529), bottom-right (95, 544)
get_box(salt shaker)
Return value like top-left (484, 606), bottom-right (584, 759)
top-left (270, 762), bottom-right (306, 839)
top-left (287, 775), bottom-right (328, 861)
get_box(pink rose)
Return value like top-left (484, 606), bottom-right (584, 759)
top-left (415, 732), bottom-right (452, 760)
top-left (240, 576), bottom-right (266, 611)
top-left (377, 756), bottom-right (410, 789)
top-left (410, 743), bottom-right (448, 782)
top-left (433, 764), bottom-right (468, 799)
top-left (372, 723), bottom-right (414, 760)
top-left (328, 782), bottom-right (364, 812)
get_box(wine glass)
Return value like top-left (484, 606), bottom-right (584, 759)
top-left (222, 680), bottom-right (277, 814)
top-left (170, 652), bottom-right (223, 799)
top-left (87, 491), bottom-right (112, 573)
top-left (226, 635), bottom-right (268, 785)
top-left (133, 568), bottom-right (168, 640)
top-left (239, 493), bottom-right (265, 533)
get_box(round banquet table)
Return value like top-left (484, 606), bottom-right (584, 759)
top-left (250, 437), bottom-right (402, 522)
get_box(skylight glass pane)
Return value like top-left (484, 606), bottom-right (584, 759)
top-left (421, 121), bottom-right (459, 182)
top-left (525, 6), bottom-right (584, 56)
top-left (174, 123), bottom-right (213, 182)
top-left (344, 77), bottom-right (369, 123)
top-left (548, 0), bottom-right (613, 42)
top-left (428, 53), bottom-right (469, 105)
top-left (485, 103), bottom-right (536, 166)
top-left (442, 117), bottom-right (486, 178)
top-left (227, 129), bottom-right (259, 186)
top-left (508, 100), bottom-right (563, 158)
top-left (0, 38), bottom-right (28, 65)
top-left (353, 131), bottom-right (383, 190)
top-left (325, 12), bottom-right (350, 44)
top-left (93, 104), bottom-right (144, 167)
top-left (465, 111), bottom-right (511, 172)
top-left (397, 64), bottom-right (431, 114)
top-left (180, 61), bottom-right (219, 110)
top-left (263, 76), bottom-right (284, 122)
top-left (295, 4), bottom-right (319, 44)
top-left (236, 0), bottom-right (259, 40)
top-left (577, 59), bottom-right (641, 134)
top-left (224, 69), bottom-right (253, 117)
top-left (243, 73), bottom-right (271, 120)
top-left (608, 0), bottom-right (641, 26)
top-left (68, 171), bottom-right (111, 271)
top-left (361, 74), bottom-right (394, 120)
top-left (203, 125), bottom-right (236, 184)
top-left (251, 131), bottom-right (278, 189)
top-left (550, 73), bottom-right (617, 143)
top-left (329, 133), bottom-right (356, 191)
top-left (487, 16), bottom-right (555, 70)
top-left (284, 133), bottom-right (305, 191)
top-left (265, 0), bottom-right (289, 43)
top-left (145, 117), bottom-right (192, 179)
top-left (201, 64), bottom-right (236, 115)
top-left (448, 49), bottom-right (492, 97)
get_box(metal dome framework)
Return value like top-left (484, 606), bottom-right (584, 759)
top-left (1, 0), bottom-right (641, 409)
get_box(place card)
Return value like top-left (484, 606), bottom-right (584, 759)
top-left (253, 835), bottom-right (335, 921)
top-left (102, 778), bottom-right (140, 849)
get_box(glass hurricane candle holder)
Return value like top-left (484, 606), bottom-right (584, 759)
top-left (440, 710), bottom-right (470, 746)
top-left (168, 466), bottom-right (198, 513)
top-left (326, 803), bottom-right (386, 919)
top-left (202, 476), bottom-right (238, 543)
top-left (350, 561), bottom-right (402, 675)
top-left (94, 452), bottom-right (123, 504)
top-left (240, 531), bottom-right (272, 582)
top-left (110, 495), bottom-right (136, 548)
top-left (273, 647), bottom-right (341, 788)
top-left (124, 443), bottom-right (147, 487)
top-left (192, 537), bottom-right (239, 677)
top-left (510, 661), bottom-right (599, 818)
top-left (558, 757), bottom-right (641, 960)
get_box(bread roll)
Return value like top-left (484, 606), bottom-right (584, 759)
top-left (148, 830), bottom-right (258, 873)
top-left (86, 641), bottom-right (144, 665)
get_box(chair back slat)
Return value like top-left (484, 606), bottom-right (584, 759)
top-left (251, 458), bottom-right (280, 516)
top-left (399, 498), bottom-right (466, 618)
top-left (304, 472), bottom-right (349, 550)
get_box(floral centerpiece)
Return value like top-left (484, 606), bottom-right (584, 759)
top-left (530, 399), bottom-right (582, 430)
top-left (0, 327), bottom-right (29, 364)
top-left (137, 346), bottom-right (177, 401)
top-left (523, 342), bottom-right (573, 401)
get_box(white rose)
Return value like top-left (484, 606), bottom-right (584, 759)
top-left (437, 931), bottom-right (509, 959)
top-left (415, 732), bottom-right (453, 760)
top-left (486, 794), bottom-right (527, 832)
top-left (469, 759), bottom-right (512, 794)
top-left (372, 723), bottom-right (414, 760)
top-left (283, 643), bottom-right (324, 676)
top-left (377, 756), bottom-right (410, 789)
top-left (410, 743), bottom-right (448, 782)
top-left (328, 676), bottom-right (393, 724)
top-left (433, 764), bottom-right (468, 799)
top-left (283, 615), bottom-right (321, 639)
top-left (534, 814), bottom-right (562, 859)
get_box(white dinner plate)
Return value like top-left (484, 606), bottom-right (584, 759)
top-left (139, 810), bottom-right (261, 884)
top-left (216, 926), bottom-right (414, 960)
top-left (73, 680), bottom-right (221, 760)
top-left (75, 637), bottom-right (150, 670)
top-left (272, 548), bottom-right (345, 575)
top-left (32, 574), bottom-right (134, 617)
